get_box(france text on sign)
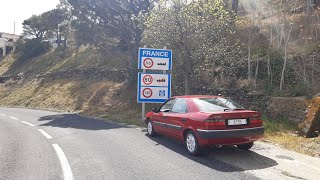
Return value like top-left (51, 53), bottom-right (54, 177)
top-left (137, 73), bottom-right (171, 103)
top-left (138, 48), bottom-right (172, 70)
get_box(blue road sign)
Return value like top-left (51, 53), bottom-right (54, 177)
top-left (137, 72), bottom-right (171, 103)
top-left (138, 48), bottom-right (173, 70)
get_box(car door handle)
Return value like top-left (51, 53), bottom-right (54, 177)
top-left (161, 116), bottom-right (167, 119)
top-left (181, 118), bottom-right (187, 122)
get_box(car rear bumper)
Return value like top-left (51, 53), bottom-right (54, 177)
top-left (197, 127), bottom-right (264, 139)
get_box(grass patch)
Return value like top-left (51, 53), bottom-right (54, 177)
top-left (0, 55), bottom-right (15, 75)
top-left (262, 116), bottom-right (320, 157)
top-left (263, 116), bottom-right (299, 134)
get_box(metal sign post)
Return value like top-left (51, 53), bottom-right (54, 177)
top-left (141, 69), bottom-right (146, 122)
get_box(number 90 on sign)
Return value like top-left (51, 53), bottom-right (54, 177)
top-left (142, 88), bottom-right (153, 98)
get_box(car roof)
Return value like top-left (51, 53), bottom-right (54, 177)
top-left (172, 95), bottom-right (223, 99)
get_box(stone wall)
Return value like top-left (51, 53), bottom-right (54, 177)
top-left (266, 97), bottom-right (308, 123)
top-left (0, 68), bottom-right (128, 84)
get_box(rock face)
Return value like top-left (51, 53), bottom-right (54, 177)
top-left (266, 97), bottom-right (308, 123)
top-left (299, 94), bottom-right (320, 138)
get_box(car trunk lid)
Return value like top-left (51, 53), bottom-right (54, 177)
top-left (203, 110), bottom-right (262, 130)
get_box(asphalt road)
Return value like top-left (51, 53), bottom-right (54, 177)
top-left (1, 108), bottom-right (319, 180)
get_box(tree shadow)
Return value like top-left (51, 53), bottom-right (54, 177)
top-left (38, 114), bottom-right (126, 130)
top-left (146, 134), bottom-right (278, 173)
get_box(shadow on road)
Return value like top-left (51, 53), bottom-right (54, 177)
top-left (147, 134), bottom-right (278, 173)
top-left (38, 114), bottom-right (126, 130)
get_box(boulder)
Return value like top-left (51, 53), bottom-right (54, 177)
top-left (299, 94), bottom-right (320, 138)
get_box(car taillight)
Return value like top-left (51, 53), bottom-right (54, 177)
top-left (250, 117), bottom-right (263, 125)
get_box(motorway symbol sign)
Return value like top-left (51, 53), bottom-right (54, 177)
top-left (138, 48), bottom-right (172, 70)
top-left (138, 73), bottom-right (171, 103)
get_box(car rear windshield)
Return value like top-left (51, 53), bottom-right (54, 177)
top-left (194, 97), bottom-right (244, 112)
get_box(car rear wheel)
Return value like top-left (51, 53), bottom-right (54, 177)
top-left (147, 120), bottom-right (156, 136)
top-left (185, 131), bottom-right (200, 156)
top-left (237, 142), bottom-right (254, 150)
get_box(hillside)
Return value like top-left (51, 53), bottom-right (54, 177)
top-left (0, 47), bottom-right (143, 125)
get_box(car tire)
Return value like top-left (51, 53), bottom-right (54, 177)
top-left (184, 130), bottom-right (200, 156)
top-left (237, 142), bottom-right (254, 150)
top-left (146, 120), bottom-right (156, 137)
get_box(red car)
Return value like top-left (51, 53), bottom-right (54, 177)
top-left (145, 95), bottom-right (264, 155)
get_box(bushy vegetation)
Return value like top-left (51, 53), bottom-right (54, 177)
top-left (15, 38), bottom-right (52, 61)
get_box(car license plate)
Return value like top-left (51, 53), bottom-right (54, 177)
top-left (228, 119), bottom-right (247, 125)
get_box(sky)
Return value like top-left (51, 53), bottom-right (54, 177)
top-left (0, 0), bottom-right (60, 35)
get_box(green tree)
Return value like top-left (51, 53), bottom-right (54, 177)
top-left (43, 8), bottom-right (70, 47)
top-left (144, 0), bottom-right (243, 94)
top-left (66, 0), bottom-right (153, 82)
top-left (22, 15), bottom-right (48, 40)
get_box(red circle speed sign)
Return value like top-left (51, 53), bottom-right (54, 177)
top-left (142, 88), bottom-right (153, 98)
top-left (143, 58), bottom-right (154, 68)
top-left (143, 75), bottom-right (153, 85)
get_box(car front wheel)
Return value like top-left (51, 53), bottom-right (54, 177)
top-left (147, 120), bottom-right (156, 136)
top-left (237, 142), bottom-right (254, 150)
top-left (185, 131), bottom-right (200, 156)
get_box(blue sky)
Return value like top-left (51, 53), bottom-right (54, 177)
top-left (0, 0), bottom-right (60, 35)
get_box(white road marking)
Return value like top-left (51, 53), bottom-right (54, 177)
top-left (52, 144), bottom-right (74, 180)
top-left (21, 121), bottom-right (35, 127)
top-left (38, 129), bottom-right (53, 139)
top-left (0, 114), bottom-right (6, 116)
top-left (9, 116), bottom-right (19, 120)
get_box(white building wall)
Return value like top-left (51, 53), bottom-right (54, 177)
top-left (0, 32), bottom-right (19, 57)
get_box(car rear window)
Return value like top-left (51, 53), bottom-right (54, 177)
top-left (194, 98), bottom-right (244, 112)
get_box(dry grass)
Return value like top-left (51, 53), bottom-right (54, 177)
top-left (0, 78), bottom-right (143, 125)
top-left (0, 55), bottom-right (15, 75)
top-left (0, 80), bottom-right (76, 111)
top-left (263, 117), bottom-right (320, 157)
top-left (2, 46), bottom-right (129, 78)
top-left (0, 47), bottom-right (144, 127)
top-left (263, 133), bottom-right (320, 157)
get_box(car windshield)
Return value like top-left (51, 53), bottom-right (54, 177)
top-left (194, 97), bottom-right (244, 112)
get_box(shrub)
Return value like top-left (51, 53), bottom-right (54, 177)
top-left (14, 38), bottom-right (52, 61)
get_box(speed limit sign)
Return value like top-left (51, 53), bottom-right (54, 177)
top-left (142, 88), bottom-right (153, 98)
top-left (143, 58), bottom-right (154, 69)
top-left (138, 73), bottom-right (171, 103)
top-left (142, 75), bottom-right (153, 85)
